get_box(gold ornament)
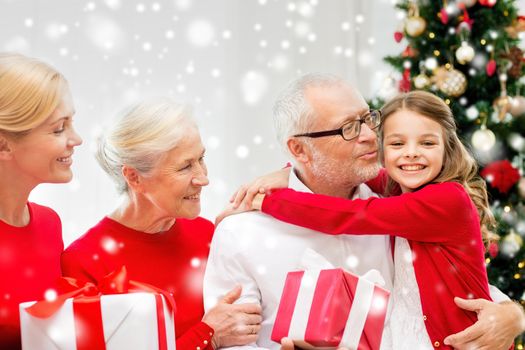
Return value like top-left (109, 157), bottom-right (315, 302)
top-left (502, 229), bottom-right (523, 257)
top-left (414, 73), bottom-right (430, 89)
top-left (493, 73), bottom-right (512, 121)
top-left (433, 66), bottom-right (467, 97)
top-left (510, 95), bottom-right (525, 116)
top-left (455, 41), bottom-right (475, 65)
top-left (471, 125), bottom-right (496, 151)
top-left (406, 17), bottom-right (426, 37)
top-left (505, 17), bottom-right (525, 38)
top-left (493, 95), bottom-right (513, 121)
top-left (405, 2), bottom-right (426, 37)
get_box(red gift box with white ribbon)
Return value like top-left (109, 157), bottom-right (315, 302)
top-left (271, 268), bottom-right (390, 350)
top-left (19, 267), bottom-right (176, 350)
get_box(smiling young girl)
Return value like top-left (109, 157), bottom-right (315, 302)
top-left (234, 91), bottom-right (506, 349)
top-left (0, 53), bottom-right (82, 349)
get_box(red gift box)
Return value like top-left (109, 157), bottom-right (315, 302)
top-left (271, 268), bottom-right (390, 350)
top-left (19, 266), bottom-right (176, 350)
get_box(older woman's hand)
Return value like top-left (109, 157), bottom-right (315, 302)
top-left (203, 285), bottom-right (263, 349)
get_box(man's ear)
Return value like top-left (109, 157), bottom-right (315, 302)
top-left (287, 138), bottom-right (311, 164)
top-left (121, 165), bottom-right (144, 193)
top-left (0, 135), bottom-right (13, 160)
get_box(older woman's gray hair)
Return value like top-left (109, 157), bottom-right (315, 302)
top-left (97, 97), bottom-right (197, 193)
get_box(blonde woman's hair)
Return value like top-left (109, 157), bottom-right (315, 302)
top-left (97, 97), bottom-right (197, 194)
top-left (380, 90), bottom-right (497, 243)
top-left (0, 53), bottom-right (67, 135)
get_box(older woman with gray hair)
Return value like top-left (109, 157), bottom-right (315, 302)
top-left (61, 98), bottom-right (262, 350)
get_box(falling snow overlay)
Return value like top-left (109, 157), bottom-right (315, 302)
top-left (0, 0), bottom-right (421, 245)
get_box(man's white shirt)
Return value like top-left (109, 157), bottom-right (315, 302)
top-left (203, 170), bottom-right (394, 350)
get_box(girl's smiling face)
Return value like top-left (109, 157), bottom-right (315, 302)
top-left (382, 109), bottom-right (445, 193)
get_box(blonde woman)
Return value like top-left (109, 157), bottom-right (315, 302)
top-left (0, 53), bottom-right (82, 349)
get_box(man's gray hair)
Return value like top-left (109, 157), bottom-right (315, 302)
top-left (273, 73), bottom-right (345, 152)
top-left (96, 97), bottom-right (197, 194)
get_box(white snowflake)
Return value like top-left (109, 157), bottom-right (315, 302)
top-left (235, 145), bottom-right (250, 159)
top-left (206, 136), bottom-right (221, 149)
top-left (240, 70), bottom-right (268, 105)
top-left (102, 236), bottom-right (118, 254)
top-left (186, 19), bottom-right (215, 47)
top-left (190, 257), bottom-right (201, 268)
top-left (84, 14), bottom-right (125, 51)
top-left (104, 0), bottom-right (121, 10)
top-left (44, 289), bottom-right (58, 302)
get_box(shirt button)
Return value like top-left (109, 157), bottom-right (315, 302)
top-left (209, 332), bottom-right (213, 336)
top-left (433, 341), bottom-right (440, 347)
top-left (197, 347), bottom-right (201, 350)
top-left (204, 340), bottom-right (208, 345)
top-left (423, 315), bottom-right (427, 321)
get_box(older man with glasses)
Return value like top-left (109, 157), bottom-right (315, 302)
top-left (203, 73), bottom-right (524, 350)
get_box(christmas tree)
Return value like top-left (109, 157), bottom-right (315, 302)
top-left (374, 0), bottom-right (525, 346)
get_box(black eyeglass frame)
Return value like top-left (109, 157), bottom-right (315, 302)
top-left (293, 109), bottom-right (382, 141)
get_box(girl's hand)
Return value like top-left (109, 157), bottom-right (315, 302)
top-left (229, 167), bottom-right (291, 209)
top-left (215, 193), bottom-right (265, 226)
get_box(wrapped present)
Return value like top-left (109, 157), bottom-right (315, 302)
top-left (19, 267), bottom-right (176, 350)
top-left (271, 251), bottom-right (390, 350)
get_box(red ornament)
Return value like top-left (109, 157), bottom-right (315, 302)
top-left (399, 68), bottom-right (411, 92)
top-left (479, 0), bottom-right (497, 7)
top-left (440, 7), bottom-right (449, 24)
top-left (394, 31), bottom-right (404, 43)
top-left (481, 160), bottom-right (521, 194)
top-left (488, 241), bottom-right (499, 258)
top-left (457, 3), bottom-right (474, 30)
top-left (486, 59), bottom-right (497, 76)
top-left (401, 45), bottom-right (417, 58)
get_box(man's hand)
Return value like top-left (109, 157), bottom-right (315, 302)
top-left (443, 297), bottom-right (525, 350)
top-left (280, 337), bottom-right (295, 350)
top-left (280, 337), bottom-right (349, 350)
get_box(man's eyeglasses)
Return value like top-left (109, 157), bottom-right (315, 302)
top-left (293, 109), bottom-right (382, 141)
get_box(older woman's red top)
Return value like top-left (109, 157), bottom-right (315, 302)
top-left (61, 216), bottom-right (215, 350)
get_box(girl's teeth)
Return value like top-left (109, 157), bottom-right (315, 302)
top-left (401, 165), bottom-right (424, 171)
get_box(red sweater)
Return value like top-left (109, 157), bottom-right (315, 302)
top-left (0, 203), bottom-right (63, 350)
top-left (61, 216), bottom-right (215, 350)
top-left (262, 182), bottom-right (493, 349)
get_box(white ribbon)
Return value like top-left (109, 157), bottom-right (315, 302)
top-left (339, 279), bottom-right (375, 349)
top-left (287, 269), bottom-right (320, 340)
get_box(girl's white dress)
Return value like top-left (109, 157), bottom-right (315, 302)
top-left (380, 237), bottom-right (434, 350)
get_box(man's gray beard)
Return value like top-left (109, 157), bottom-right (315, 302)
top-left (309, 146), bottom-right (381, 196)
